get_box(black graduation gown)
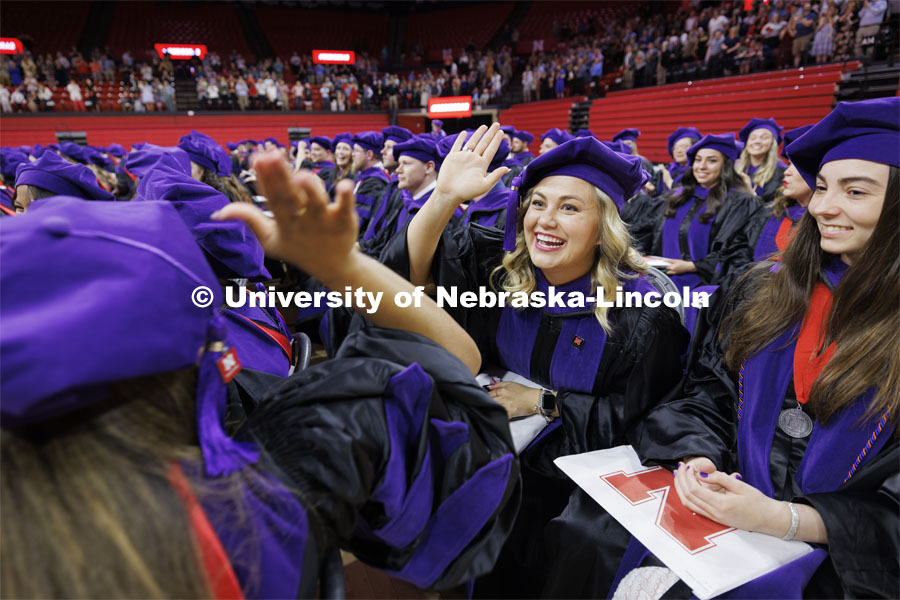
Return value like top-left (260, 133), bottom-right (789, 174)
top-left (238, 327), bottom-right (522, 592)
top-left (543, 272), bottom-right (899, 599)
top-left (748, 163), bottom-right (787, 204)
top-left (380, 223), bottom-right (690, 598)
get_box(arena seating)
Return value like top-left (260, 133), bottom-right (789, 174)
top-left (253, 7), bottom-right (388, 58)
top-left (587, 63), bottom-right (858, 162)
top-left (0, 113), bottom-right (390, 148)
top-left (407, 2), bottom-right (514, 63)
top-left (498, 96), bottom-right (587, 155)
top-left (0, 1), bottom-right (90, 56)
top-left (513, 1), bottom-right (639, 55)
top-left (106, 2), bottom-right (251, 60)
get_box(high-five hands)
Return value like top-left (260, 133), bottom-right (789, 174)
top-left (433, 123), bottom-right (510, 206)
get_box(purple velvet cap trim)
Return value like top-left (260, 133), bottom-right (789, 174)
top-left (687, 133), bottom-right (739, 163)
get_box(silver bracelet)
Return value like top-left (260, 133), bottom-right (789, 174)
top-left (781, 502), bottom-right (800, 541)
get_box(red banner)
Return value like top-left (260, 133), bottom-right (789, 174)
top-left (313, 50), bottom-right (356, 65)
top-left (0, 38), bottom-right (23, 55)
top-left (427, 96), bottom-right (473, 119)
top-left (154, 44), bottom-right (208, 60)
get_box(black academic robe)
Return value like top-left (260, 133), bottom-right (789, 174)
top-left (747, 163), bottom-right (787, 204)
top-left (237, 327), bottom-right (522, 592)
top-left (543, 268), bottom-right (899, 599)
top-left (380, 223), bottom-right (690, 598)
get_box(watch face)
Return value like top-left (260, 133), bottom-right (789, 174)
top-left (541, 391), bottom-right (556, 413)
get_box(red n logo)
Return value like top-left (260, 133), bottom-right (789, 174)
top-left (601, 467), bottom-right (734, 554)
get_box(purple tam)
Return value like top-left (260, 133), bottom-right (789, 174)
top-left (575, 129), bottom-right (596, 139)
top-left (739, 117), bottom-right (784, 146)
top-left (500, 125), bottom-right (516, 136)
top-left (309, 136), bottom-right (332, 152)
top-left (785, 98), bottom-right (900, 190)
top-left (782, 125), bottom-right (813, 155)
top-left (106, 143), bottom-right (126, 157)
top-left (31, 144), bottom-right (49, 159)
top-left (178, 130), bottom-right (231, 177)
top-left (59, 141), bottom-right (87, 164)
top-left (612, 128), bottom-right (641, 144)
top-left (667, 126), bottom-right (703, 156)
top-left (84, 146), bottom-right (114, 172)
top-left (123, 144), bottom-right (192, 179)
top-left (352, 131), bottom-right (385, 155)
top-left (541, 128), bottom-right (573, 146)
top-left (1, 149), bottom-right (30, 180)
top-left (433, 120), bottom-right (444, 128)
top-left (135, 153), bottom-right (270, 281)
top-left (513, 130), bottom-right (535, 144)
top-left (504, 137), bottom-right (649, 250)
top-left (382, 126), bottom-right (414, 144)
top-left (226, 142), bottom-right (238, 151)
top-left (687, 133), bottom-right (740, 164)
top-left (332, 131), bottom-right (353, 152)
top-left (0, 198), bottom-right (258, 476)
top-left (601, 140), bottom-right (633, 155)
top-left (264, 137), bottom-right (283, 148)
top-left (15, 151), bottom-right (114, 201)
top-left (438, 131), bottom-right (508, 172)
top-left (394, 136), bottom-right (442, 167)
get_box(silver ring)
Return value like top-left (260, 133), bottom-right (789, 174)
top-left (463, 146), bottom-right (473, 152)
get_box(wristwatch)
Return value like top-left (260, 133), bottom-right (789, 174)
top-left (536, 389), bottom-right (557, 423)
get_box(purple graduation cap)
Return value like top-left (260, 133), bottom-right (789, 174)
top-left (575, 129), bottom-right (596, 139)
top-left (226, 142), bottom-right (238, 151)
top-left (785, 97), bottom-right (900, 190)
top-left (612, 128), bottom-right (641, 144)
top-left (332, 131), bottom-right (353, 151)
top-left (122, 143), bottom-right (192, 179)
top-left (382, 126), bottom-right (414, 144)
top-left (15, 151), bottom-right (114, 201)
top-left (178, 130), bottom-right (231, 177)
top-left (687, 133), bottom-right (740, 163)
top-left (0, 198), bottom-right (257, 476)
top-left (1, 148), bottom-right (30, 182)
top-left (135, 152), bottom-right (270, 280)
top-left (31, 144), bottom-right (49, 159)
top-left (308, 136), bottom-right (332, 152)
top-left (352, 131), bottom-right (385, 154)
top-left (264, 136), bottom-right (283, 148)
top-left (541, 128), bottom-right (573, 146)
top-left (513, 130), bottom-right (535, 144)
top-left (781, 125), bottom-right (813, 160)
top-left (59, 141), bottom-right (87, 164)
top-left (106, 143), bottom-right (126, 157)
top-left (394, 135), bottom-right (442, 167)
top-left (601, 140), bottom-right (633, 155)
top-left (667, 126), bottom-right (703, 156)
top-left (432, 119), bottom-right (444, 128)
top-left (84, 146), bottom-right (114, 172)
top-left (739, 117), bottom-right (784, 146)
top-left (500, 125), bottom-right (516, 137)
top-left (504, 136), bottom-right (648, 250)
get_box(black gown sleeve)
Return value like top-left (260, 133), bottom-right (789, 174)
top-left (622, 192), bottom-right (665, 255)
top-left (694, 190), bottom-right (762, 287)
top-left (758, 165), bottom-right (786, 203)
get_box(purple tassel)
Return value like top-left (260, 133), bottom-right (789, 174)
top-left (502, 188), bottom-right (520, 252)
top-left (196, 313), bottom-right (259, 477)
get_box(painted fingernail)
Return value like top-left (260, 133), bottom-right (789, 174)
top-left (677, 462), bottom-right (684, 467)
top-left (699, 472), bottom-right (708, 478)
top-left (685, 465), bottom-right (691, 471)
top-left (672, 470), bottom-right (677, 477)
top-left (735, 474), bottom-right (742, 481)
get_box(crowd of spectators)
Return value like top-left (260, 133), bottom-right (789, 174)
top-left (514, 0), bottom-right (889, 101)
top-left (0, 0), bottom-right (890, 114)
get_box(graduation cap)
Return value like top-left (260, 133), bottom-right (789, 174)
top-left (123, 144), bottom-right (192, 179)
top-left (30, 144), bottom-right (49, 159)
top-left (513, 130), bottom-right (535, 144)
top-left (15, 151), bottom-right (114, 201)
top-left (541, 128), bottom-right (573, 146)
top-left (382, 126), bottom-right (414, 144)
top-left (136, 152), bottom-right (270, 281)
top-left (504, 136), bottom-right (648, 250)
top-left (739, 118), bottom-right (784, 146)
top-left (574, 129), bottom-right (595, 139)
top-left (785, 98), bottom-right (900, 190)
top-left (226, 142), bottom-right (238, 151)
top-left (308, 136), bottom-right (332, 152)
top-left (84, 146), bottom-right (114, 172)
top-left (500, 125), bottom-right (516, 136)
top-left (106, 143), bottom-right (126, 157)
top-left (394, 135), bottom-right (442, 166)
top-left (1, 148), bottom-right (30, 181)
top-left (687, 133), bottom-right (740, 164)
top-left (612, 128), bottom-right (641, 144)
top-left (59, 141), bottom-right (87, 164)
top-left (601, 140), bottom-right (633, 155)
top-left (667, 127), bottom-right (703, 156)
top-left (332, 131), bottom-right (353, 151)
top-left (352, 131), bottom-right (384, 154)
top-left (0, 198), bottom-right (257, 476)
top-left (432, 120), bottom-right (444, 128)
top-left (264, 137), bottom-right (283, 148)
top-left (178, 130), bottom-right (231, 177)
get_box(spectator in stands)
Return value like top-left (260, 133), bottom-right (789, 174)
top-left (709, 9), bottom-right (730, 37)
top-left (761, 11), bottom-right (789, 50)
top-left (778, 14), bottom-right (797, 68)
top-left (833, 0), bottom-right (859, 60)
top-left (67, 81), bottom-right (85, 112)
top-left (161, 79), bottom-right (175, 112)
top-left (102, 55), bottom-right (116, 82)
top-left (793, 2), bottom-right (818, 66)
top-left (855, 0), bottom-right (887, 56)
top-left (84, 78), bottom-right (99, 112)
top-left (235, 77), bottom-right (249, 111)
top-left (0, 86), bottom-right (10, 113)
top-left (812, 13), bottom-right (835, 63)
top-left (622, 44), bottom-right (635, 89)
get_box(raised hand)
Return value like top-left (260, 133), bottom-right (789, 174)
top-left (212, 152), bottom-right (357, 281)
top-left (434, 123), bottom-right (510, 205)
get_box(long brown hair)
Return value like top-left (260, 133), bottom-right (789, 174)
top-left (663, 155), bottom-right (746, 223)
top-left (723, 167), bottom-right (899, 425)
top-left (0, 369), bottom-right (260, 598)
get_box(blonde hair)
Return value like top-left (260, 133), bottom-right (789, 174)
top-left (736, 137), bottom-right (780, 191)
top-left (492, 185), bottom-right (648, 333)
